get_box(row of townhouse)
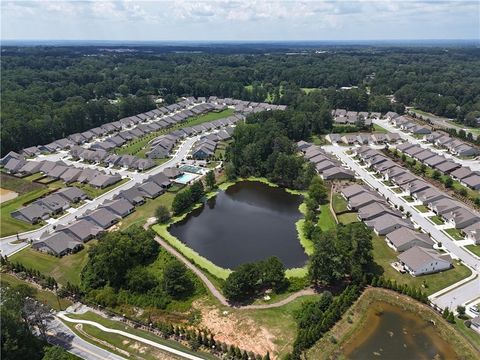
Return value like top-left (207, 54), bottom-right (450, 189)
top-left (425, 131), bottom-right (479, 158)
top-left (11, 187), bottom-right (87, 225)
top-left (31, 168), bottom-right (184, 256)
top-left (7, 97), bottom-right (286, 160)
top-left (340, 183), bottom-right (452, 277)
top-left (326, 132), bottom-right (401, 145)
top-left (297, 141), bottom-right (355, 181)
top-left (331, 109), bottom-right (379, 125)
top-left (190, 128), bottom-right (234, 160)
top-left (2, 159), bottom-right (122, 189)
top-left (389, 116), bottom-right (432, 136)
top-left (354, 146), bottom-right (480, 244)
top-left (395, 142), bottom-right (480, 190)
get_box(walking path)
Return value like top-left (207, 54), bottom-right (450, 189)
top-left (57, 313), bottom-right (203, 360)
top-left (150, 232), bottom-right (316, 309)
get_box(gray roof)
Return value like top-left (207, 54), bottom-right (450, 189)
top-left (11, 203), bottom-right (50, 223)
top-left (341, 184), bottom-right (367, 199)
top-left (365, 213), bottom-right (413, 234)
top-left (386, 227), bottom-right (434, 249)
top-left (33, 232), bottom-right (82, 256)
top-left (138, 181), bottom-right (163, 198)
top-left (56, 187), bottom-right (87, 202)
top-left (82, 208), bottom-right (119, 229)
top-left (398, 246), bottom-right (450, 269)
top-left (101, 198), bottom-right (134, 217)
top-left (57, 219), bottom-right (104, 242)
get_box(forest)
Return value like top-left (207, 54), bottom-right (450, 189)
top-left (2, 45), bottom-right (480, 154)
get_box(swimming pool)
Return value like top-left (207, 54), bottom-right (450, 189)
top-left (179, 165), bottom-right (203, 174)
top-left (174, 172), bottom-right (200, 184)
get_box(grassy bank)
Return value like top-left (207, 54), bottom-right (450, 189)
top-left (306, 287), bottom-right (479, 360)
top-left (10, 242), bottom-right (96, 286)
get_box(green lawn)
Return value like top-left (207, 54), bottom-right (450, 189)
top-left (402, 195), bottom-right (415, 202)
top-left (119, 192), bottom-right (176, 230)
top-left (372, 123), bottom-right (388, 133)
top-left (10, 242), bottom-right (96, 286)
top-left (382, 180), bottom-right (394, 186)
top-left (414, 204), bottom-right (430, 213)
top-left (301, 87), bottom-right (319, 94)
top-left (0, 173), bottom-right (45, 194)
top-left (337, 212), bottom-right (360, 225)
top-left (444, 228), bottom-right (465, 240)
top-left (318, 203), bottom-right (337, 232)
top-left (1, 273), bottom-right (72, 310)
top-left (392, 187), bottom-right (403, 194)
top-left (465, 244), bottom-right (480, 257)
top-left (371, 235), bottom-right (471, 295)
top-left (429, 215), bottom-right (445, 225)
top-left (332, 193), bottom-right (348, 213)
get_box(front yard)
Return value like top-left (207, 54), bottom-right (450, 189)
top-left (429, 215), bottom-right (445, 225)
top-left (414, 204), bottom-right (430, 213)
top-left (465, 244), bottom-right (480, 257)
top-left (444, 228), bottom-right (465, 240)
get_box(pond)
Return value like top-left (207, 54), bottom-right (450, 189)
top-left (343, 301), bottom-right (457, 360)
top-left (169, 181), bottom-right (307, 269)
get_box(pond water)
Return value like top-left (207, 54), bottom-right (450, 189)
top-left (343, 301), bottom-right (457, 360)
top-left (169, 181), bottom-right (307, 269)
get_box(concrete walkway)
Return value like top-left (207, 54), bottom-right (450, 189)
top-left (58, 313), bottom-right (203, 360)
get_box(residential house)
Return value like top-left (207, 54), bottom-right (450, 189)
top-left (56, 219), bottom-right (104, 242)
top-left (386, 227), bottom-right (434, 252)
top-left (398, 246), bottom-right (451, 276)
top-left (81, 208), bottom-right (120, 229)
top-left (32, 232), bottom-right (83, 256)
top-left (365, 214), bottom-right (413, 235)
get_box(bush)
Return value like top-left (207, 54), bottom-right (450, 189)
top-left (155, 205), bottom-right (171, 223)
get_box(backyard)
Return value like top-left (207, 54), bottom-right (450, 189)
top-left (371, 235), bottom-right (471, 295)
top-left (10, 241), bottom-right (97, 286)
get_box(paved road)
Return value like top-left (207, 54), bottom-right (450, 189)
top-left (0, 136), bottom-right (199, 257)
top-left (374, 118), bottom-right (480, 172)
top-left (48, 316), bottom-right (125, 360)
top-left (57, 313), bottom-right (204, 360)
top-left (324, 145), bottom-right (480, 309)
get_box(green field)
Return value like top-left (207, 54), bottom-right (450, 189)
top-left (371, 235), bottom-right (471, 295)
top-left (372, 123), bottom-right (388, 133)
top-left (318, 203), bottom-right (337, 232)
top-left (337, 212), bottom-right (360, 225)
top-left (445, 228), bottom-right (465, 240)
top-left (10, 242), bottom-right (96, 286)
top-left (0, 173), bottom-right (67, 236)
top-left (116, 109), bottom-right (235, 157)
top-left (332, 193), bottom-right (348, 213)
top-left (0, 273), bottom-right (72, 310)
top-left (414, 204), bottom-right (430, 213)
top-left (465, 244), bottom-right (480, 257)
top-left (429, 215), bottom-right (445, 225)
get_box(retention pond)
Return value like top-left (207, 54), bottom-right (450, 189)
top-left (169, 181), bottom-right (307, 269)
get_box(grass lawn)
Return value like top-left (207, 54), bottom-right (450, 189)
top-left (414, 204), bottom-right (430, 213)
top-left (402, 195), bottom-right (415, 202)
top-left (63, 311), bottom-right (216, 360)
top-left (429, 215), bottom-right (445, 225)
top-left (71, 178), bottom-right (130, 199)
top-left (465, 244), bottom-right (480, 257)
top-left (372, 123), bottom-right (388, 133)
top-left (371, 235), bottom-right (471, 295)
top-left (10, 242), bottom-right (96, 286)
top-left (318, 203), bottom-right (337, 232)
top-left (444, 228), bottom-right (465, 240)
top-left (0, 273), bottom-right (72, 310)
top-left (332, 193), bottom-right (348, 213)
top-left (382, 180), bottom-right (394, 186)
top-left (337, 212), bottom-right (360, 225)
top-left (119, 192), bottom-right (175, 230)
top-left (392, 187), bottom-right (403, 194)
top-left (0, 173), bottom-right (45, 194)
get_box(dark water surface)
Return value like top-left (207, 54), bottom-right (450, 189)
top-left (169, 181), bottom-right (307, 269)
top-left (343, 301), bottom-right (457, 360)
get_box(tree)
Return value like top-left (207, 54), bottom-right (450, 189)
top-left (259, 257), bottom-right (286, 291)
top-left (163, 261), bottom-right (194, 298)
top-left (308, 177), bottom-right (328, 205)
top-left (126, 266), bottom-right (157, 293)
top-left (42, 346), bottom-right (78, 360)
top-left (155, 205), bottom-right (171, 224)
top-left (432, 170), bottom-right (441, 180)
top-left (223, 263), bottom-right (260, 302)
top-left (205, 171), bottom-right (216, 189)
top-left (308, 231), bottom-right (343, 286)
top-left (444, 177), bottom-right (453, 188)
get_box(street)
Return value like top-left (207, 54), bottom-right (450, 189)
top-left (324, 145), bottom-right (480, 310)
top-left (0, 135), bottom-right (199, 257)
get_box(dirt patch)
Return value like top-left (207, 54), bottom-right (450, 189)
top-left (0, 173), bottom-right (45, 194)
top-left (193, 300), bottom-right (276, 356)
top-left (0, 188), bottom-right (18, 204)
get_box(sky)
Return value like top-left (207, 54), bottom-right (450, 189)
top-left (1, 0), bottom-right (479, 42)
